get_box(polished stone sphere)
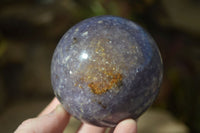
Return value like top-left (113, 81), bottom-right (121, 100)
top-left (51, 15), bottom-right (163, 127)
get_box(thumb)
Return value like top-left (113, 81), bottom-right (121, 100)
top-left (15, 105), bottom-right (70, 133)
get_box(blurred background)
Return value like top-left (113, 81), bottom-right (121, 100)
top-left (0, 0), bottom-right (199, 132)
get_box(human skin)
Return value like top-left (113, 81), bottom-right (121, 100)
top-left (14, 97), bottom-right (137, 133)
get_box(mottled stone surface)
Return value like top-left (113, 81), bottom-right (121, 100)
top-left (51, 15), bottom-right (163, 127)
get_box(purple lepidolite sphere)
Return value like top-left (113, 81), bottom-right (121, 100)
top-left (51, 15), bottom-right (163, 127)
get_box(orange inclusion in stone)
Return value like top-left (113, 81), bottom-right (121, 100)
top-left (88, 72), bottom-right (123, 95)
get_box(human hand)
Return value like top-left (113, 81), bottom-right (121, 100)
top-left (15, 97), bottom-right (137, 133)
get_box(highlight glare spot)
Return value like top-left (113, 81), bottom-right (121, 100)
top-left (81, 52), bottom-right (88, 59)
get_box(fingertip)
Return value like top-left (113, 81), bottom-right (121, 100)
top-left (52, 104), bottom-right (66, 114)
top-left (114, 119), bottom-right (137, 133)
top-left (39, 97), bottom-right (60, 116)
top-left (119, 119), bottom-right (137, 126)
top-left (51, 104), bottom-right (70, 119)
top-left (78, 123), bottom-right (106, 133)
top-left (15, 105), bottom-right (70, 133)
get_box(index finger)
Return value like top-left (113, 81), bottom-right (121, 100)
top-left (38, 97), bottom-right (60, 116)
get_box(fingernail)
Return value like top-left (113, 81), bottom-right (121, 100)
top-left (51, 104), bottom-right (65, 115)
top-left (122, 119), bottom-right (136, 124)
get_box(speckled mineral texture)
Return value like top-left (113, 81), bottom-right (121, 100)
top-left (51, 15), bottom-right (163, 127)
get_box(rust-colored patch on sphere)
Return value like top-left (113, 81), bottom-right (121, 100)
top-left (75, 38), bottom-right (124, 95)
top-left (88, 72), bottom-right (123, 94)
